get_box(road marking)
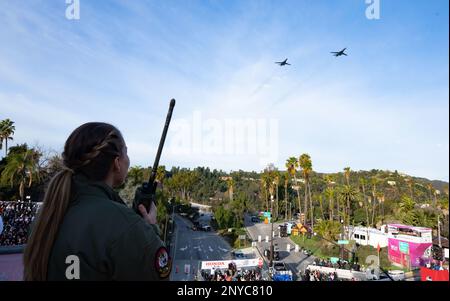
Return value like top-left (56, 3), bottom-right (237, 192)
top-left (180, 246), bottom-right (188, 251)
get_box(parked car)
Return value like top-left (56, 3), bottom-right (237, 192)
top-left (388, 270), bottom-right (405, 281)
top-left (264, 248), bottom-right (280, 261)
top-left (231, 250), bottom-right (246, 259)
top-left (200, 224), bottom-right (211, 231)
top-left (271, 261), bottom-right (287, 272)
top-left (251, 216), bottom-right (260, 223)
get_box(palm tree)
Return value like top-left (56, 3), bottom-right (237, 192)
top-left (359, 178), bottom-right (370, 227)
top-left (343, 167), bottom-right (351, 185)
top-left (299, 154), bottom-right (313, 228)
top-left (398, 196), bottom-right (415, 213)
top-left (324, 175), bottom-right (335, 221)
top-left (324, 187), bottom-right (335, 221)
top-left (0, 119), bottom-right (16, 156)
top-left (286, 157), bottom-right (301, 217)
top-left (377, 192), bottom-right (385, 224)
top-left (338, 184), bottom-right (358, 238)
top-left (260, 171), bottom-right (271, 211)
top-left (156, 166), bottom-right (166, 191)
top-left (227, 177), bottom-right (235, 202)
top-left (1, 149), bottom-right (40, 201)
top-left (318, 195), bottom-right (325, 220)
top-left (284, 172), bottom-right (289, 220)
top-left (370, 177), bottom-right (380, 226)
top-left (315, 220), bottom-right (341, 242)
top-left (397, 196), bottom-right (418, 225)
top-left (274, 172), bottom-right (280, 220)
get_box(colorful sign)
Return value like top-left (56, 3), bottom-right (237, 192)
top-left (388, 238), bottom-right (432, 268)
top-left (330, 257), bottom-right (340, 264)
top-left (399, 241), bottom-right (409, 254)
top-left (338, 240), bottom-right (349, 245)
top-left (201, 259), bottom-right (262, 270)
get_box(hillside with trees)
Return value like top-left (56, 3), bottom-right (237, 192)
top-left (1, 119), bottom-right (449, 239)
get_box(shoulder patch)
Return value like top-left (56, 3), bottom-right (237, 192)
top-left (154, 247), bottom-right (171, 279)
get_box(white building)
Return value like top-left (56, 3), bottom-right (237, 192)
top-left (347, 226), bottom-right (389, 248)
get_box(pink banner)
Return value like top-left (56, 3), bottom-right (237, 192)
top-left (388, 238), bottom-right (432, 268)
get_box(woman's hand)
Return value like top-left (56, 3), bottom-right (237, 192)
top-left (138, 202), bottom-right (157, 225)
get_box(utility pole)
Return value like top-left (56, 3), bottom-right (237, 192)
top-left (340, 218), bottom-right (345, 260)
top-left (438, 214), bottom-right (442, 248)
top-left (289, 202), bottom-right (291, 220)
top-left (270, 194), bottom-right (274, 268)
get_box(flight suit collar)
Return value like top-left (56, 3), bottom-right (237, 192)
top-left (72, 172), bottom-right (127, 206)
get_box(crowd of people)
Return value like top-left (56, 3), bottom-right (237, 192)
top-left (0, 201), bottom-right (40, 247)
top-left (301, 268), bottom-right (340, 281)
top-left (201, 263), bottom-right (263, 281)
top-left (427, 261), bottom-right (449, 271)
top-left (312, 258), bottom-right (361, 271)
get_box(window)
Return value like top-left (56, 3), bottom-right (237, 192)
top-left (360, 235), bottom-right (366, 240)
top-left (354, 234), bottom-right (360, 239)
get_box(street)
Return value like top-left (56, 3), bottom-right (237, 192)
top-left (169, 214), bottom-right (232, 281)
top-left (244, 214), bottom-right (316, 280)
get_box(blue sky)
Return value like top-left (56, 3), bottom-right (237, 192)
top-left (0, 0), bottom-right (448, 181)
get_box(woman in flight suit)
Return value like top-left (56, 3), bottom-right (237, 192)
top-left (23, 122), bottom-right (171, 281)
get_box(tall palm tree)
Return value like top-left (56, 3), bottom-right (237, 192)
top-left (359, 178), bottom-right (370, 227)
top-left (226, 177), bottom-right (234, 202)
top-left (0, 119), bottom-right (16, 156)
top-left (286, 157), bottom-right (301, 217)
top-left (299, 154), bottom-right (313, 229)
top-left (370, 177), bottom-right (380, 226)
top-left (261, 171), bottom-right (271, 211)
top-left (338, 184), bottom-right (358, 237)
top-left (343, 167), bottom-right (351, 185)
top-left (318, 195), bottom-right (325, 220)
top-left (284, 172), bottom-right (289, 220)
top-left (1, 149), bottom-right (40, 201)
top-left (274, 172), bottom-right (280, 220)
top-left (378, 192), bottom-right (386, 224)
top-left (324, 175), bottom-right (335, 221)
top-left (324, 187), bottom-right (335, 221)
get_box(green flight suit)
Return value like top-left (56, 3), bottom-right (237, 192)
top-left (46, 173), bottom-right (171, 281)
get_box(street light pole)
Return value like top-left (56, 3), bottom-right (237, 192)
top-left (270, 194), bottom-right (274, 267)
top-left (438, 213), bottom-right (442, 248)
top-left (340, 218), bottom-right (344, 260)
